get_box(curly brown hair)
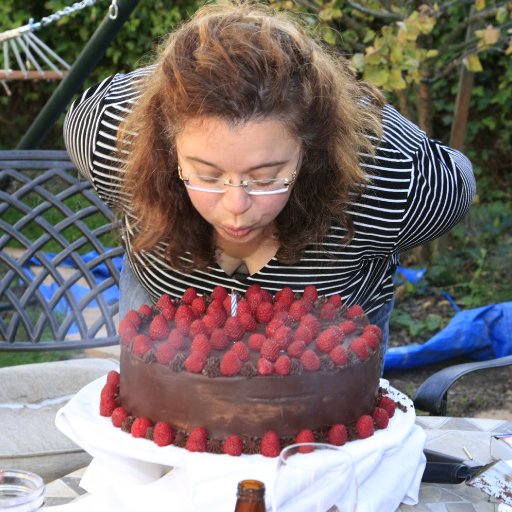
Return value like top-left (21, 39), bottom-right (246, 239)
top-left (119, 0), bottom-right (384, 271)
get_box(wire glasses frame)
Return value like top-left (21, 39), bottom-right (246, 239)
top-left (177, 165), bottom-right (297, 195)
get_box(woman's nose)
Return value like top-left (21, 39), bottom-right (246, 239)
top-left (221, 185), bottom-right (252, 215)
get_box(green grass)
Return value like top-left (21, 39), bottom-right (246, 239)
top-left (0, 350), bottom-right (83, 368)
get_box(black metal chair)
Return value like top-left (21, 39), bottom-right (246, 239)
top-left (413, 355), bottom-right (512, 415)
top-left (0, 150), bottom-right (123, 351)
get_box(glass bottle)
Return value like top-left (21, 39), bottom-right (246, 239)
top-left (234, 479), bottom-right (266, 512)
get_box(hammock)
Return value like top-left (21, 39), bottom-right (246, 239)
top-left (0, 0), bottom-right (117, 83)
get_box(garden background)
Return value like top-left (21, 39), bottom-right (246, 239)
top-left (1, 0), bottom-right (511, 415)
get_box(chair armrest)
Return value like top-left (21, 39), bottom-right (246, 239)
top-left (413, 355), bottom-right (512, 415)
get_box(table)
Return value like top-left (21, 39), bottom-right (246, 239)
top-left (44, 415), bottom-right (512, 511)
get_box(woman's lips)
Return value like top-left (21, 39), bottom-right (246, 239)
top-left (222, 226), bottom-right (252, 238)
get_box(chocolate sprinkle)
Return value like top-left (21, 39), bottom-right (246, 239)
top-left (241, 361), bottom-right (258, 378)
top-left (202, 357), bottom-right (221, 377)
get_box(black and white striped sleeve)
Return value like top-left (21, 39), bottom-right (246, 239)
top-left (382, 106), bottom-right (476, 253)
top-left (63, 75), bottom-right (116, 185)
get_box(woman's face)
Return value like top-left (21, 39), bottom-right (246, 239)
top-left (175, 116), bottom-right (302, 251)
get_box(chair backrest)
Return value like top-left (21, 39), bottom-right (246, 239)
top-left (0, 150), bottom-right (123, 351)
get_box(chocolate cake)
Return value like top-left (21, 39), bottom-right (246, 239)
top-left (100, 284), bottom-right (396, 456)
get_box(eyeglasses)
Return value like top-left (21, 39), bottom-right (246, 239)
top-left (178, 166), bottom-right (297, 195)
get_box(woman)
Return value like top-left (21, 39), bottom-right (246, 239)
top-left (64, 0), bottom-right (476, 357)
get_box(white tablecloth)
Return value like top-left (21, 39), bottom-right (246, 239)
top-left (51, 376), bottom-right (425, 512)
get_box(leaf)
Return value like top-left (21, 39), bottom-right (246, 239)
top-left (474, 0), bottom-right (485, 11)
top-left (363, 66), bottom-right (390, 87)
top-left (388, 68), bottom-right (407, 90)
top-left (351, 53), bottom-right (365, 71)
top-left (464, 54), bottom-right (483, 72)
top-left (475, 25), bottom-right (501, 46)
top-left (496, 6), bottom-right (507, 24)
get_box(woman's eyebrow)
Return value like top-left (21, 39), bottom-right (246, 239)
top-left (185, 155), bottom-right (290, 171)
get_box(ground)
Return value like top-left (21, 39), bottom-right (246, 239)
top-left (383, 292), bottom-right (512, 419)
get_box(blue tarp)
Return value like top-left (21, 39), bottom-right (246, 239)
top-left (384, 301), bottom-right (512, 370)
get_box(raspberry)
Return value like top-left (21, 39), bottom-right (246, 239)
top-left (372, 407), bottom-right (389, 429)
top-left (123, 309), bottom-right (142, 328)
top-left (185, 352), bottom-right (207, 373)
top-left (186, 426), bottom-right (208, 452)
top-left (272, 325), bottom-right (293, 350)
top-left (377, 396), bottom-right (396, 418)
top-left (175, 304), bottom-right (194, 321)
top-left (100, 382), bottom-right (117, 401)
top-left (275, 287), bottom-right (295, 305)
top-left (239, 312), bottom-right (257, 332)
top-left (293, 325), bottom-right (314, 344)
top-left (265, 319), bottom-right (283, 339)
top-left (287, 340), bottom-right (306, 358)
top-left (273, 300), bottom-right (289, 313)
top-left (138, 304), bottom-right (152, 317)
top-left (303, 285), bottom-right (318, 304)
top-left (231, 341), bottom-right (250, 362)
top-left (361, 331), bottom-right (380, 351)
top-left (203, 313), bottom-right (222, 333)
top-left (156, 293), bottom-right (174, 310)
top-left (261, 431), bottom-right (280, 457)
top-left (119, 322), bottom-right (138, 346)
top-left (339, 320), bottom-right (357, 335)
top-left (189, 319), bottom-right (208, 337)
top-left (329, 345), bottom-right (348, 366)
top-left (210, 328), bottom-right (230, 350)
top-left (295, 429), bottom-right (315, 451)
top-left (207, 299), bottom-right (224, 314)
top-left (299, 314), bottom-right (320, 337)
top-left (155, 341), bottom-right (178, 365)
top-left (256, 302), bottom-right (274, 323)
top-left (260, 339), bottom-right (281, 362)
top-left (191, 296), bottom-right (207, 316)
top-left (131, 417), bottom-right (152, 438)
top-left (224, 317), bottom-right (245, 341)
top-left (119, 317), bottom-right (136, 337)
top-left (153, 421), bottom-right (174, 447)
top-left (288, 300), bottom-right (307, 322)
top-left (222, 435), bottom-right (243, 456)
top-left (245, 283), bottom-right (263, 299)
top-left (175, 315), bottom-right (193, 335)
top-left (348, 337), bottom-right (370, 361)
top-left (315, 327), bottom-right (343, 353)
top-left (220, 351), bottom-right (242, 376)
top-left (300, 350), bottom-right (321, 371)
top-left (248, 333), bottom-right (266, 351)
top-left (222, 295), bottom-right (233, 315)
top-left (161, 305), bottom-right (176, 321)
top-left (274, 354), bottom-right (292, 375)
top-left (346, 304), bottom-right (365, 319)
top-left (355, 415), bottom-right (374, 439)
top-left (247, 293), bottom-right (263, 314)
top-left (99, 396), bottom-right (117, 417)
top-left (272, 311), bottom-right (291, 326)
top-left (328, 424), bottom-right (348, 446)
top-left (106, 370), bottom-right (120, 387)
top-left (327, 294), bottom-right (343, 308)
top-left (211, 286), bottom-right (228, 302)
top-left (181, 287), bottom-right (198, 305)
top-left (237, 300), bottom-right (253, 317)
top-left (257, 357), bottom-right (274, 376)
top-left (191, 334), bottom-right (211, 357)
top-left (364, 324), bottom-right (382, 340)
top-left (132, 334), bottom-right (153, 357)
top-left (111, 406), bottom-right (129, 427)
top-left (149, 314), bottom-right (170, 340)
top-left (167, 329), bottom-right (187, 350)
top-left (260, 288), bottom-right (272, 302)
top-left (319, 302), bottom-right (337, 321)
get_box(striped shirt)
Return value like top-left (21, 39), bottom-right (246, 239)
top-left (64, 67), bottom-right (476, 316)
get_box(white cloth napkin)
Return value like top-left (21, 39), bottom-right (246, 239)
top-left (50, 377), bottom-right (425, 512)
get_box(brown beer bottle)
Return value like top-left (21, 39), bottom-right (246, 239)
top-left (234, 479), bottom-right (266, 511)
